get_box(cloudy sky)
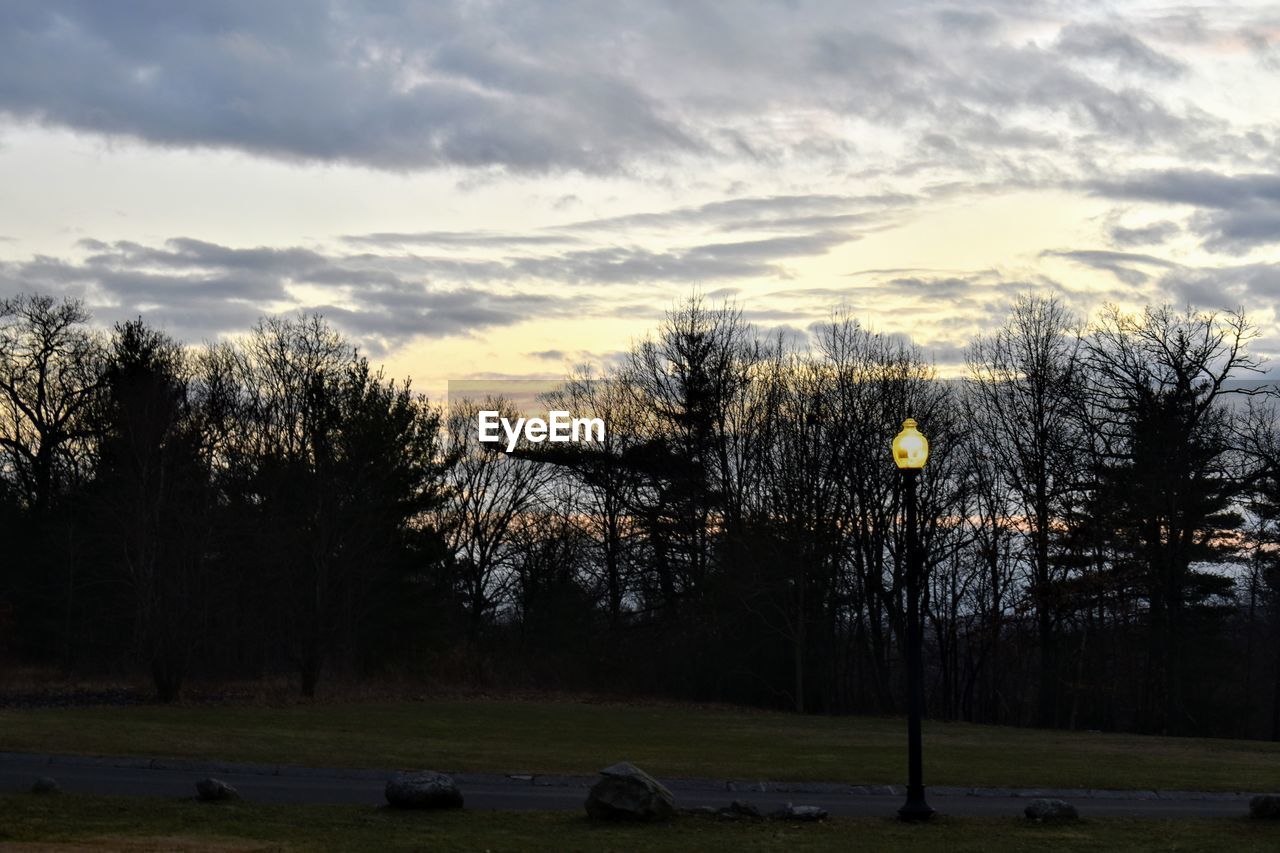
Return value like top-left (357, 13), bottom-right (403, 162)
top-left (1, 0), bottom-right (1278, 390)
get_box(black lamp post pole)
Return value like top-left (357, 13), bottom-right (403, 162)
top-left (899, 467), bottom-right (934, 821)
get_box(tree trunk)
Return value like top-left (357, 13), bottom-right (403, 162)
top-left (152, 655), bottom-right (184, 703)
top-left (1272, 614), bottom-right (1280, 741)
top-left (794, 562), bottom-right (806, 713)
top-left (300, 657), bottom-right (321, 698)
top-left (605, 513), bottom-right (622, 631)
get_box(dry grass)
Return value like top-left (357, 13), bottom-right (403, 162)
top-left (4, 696), bottom-right (1280, 792)
top-left (1, 836), bottom-right (276, 852)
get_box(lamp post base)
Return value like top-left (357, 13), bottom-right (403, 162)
top-left (898, 787), bottom-right (935, 822)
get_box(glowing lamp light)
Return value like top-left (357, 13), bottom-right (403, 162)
top-left (892, 418), bottom-right (929, 470)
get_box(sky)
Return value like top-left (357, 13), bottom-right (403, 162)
top-left (1, 0), bottom-right (1279, 392)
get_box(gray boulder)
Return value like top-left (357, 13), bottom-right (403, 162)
top-left (195, 778), bottom-right (240, 802)
top-left (1250, 794), bottom-right (1280, 819)
top-left (385, 771), bottom-right (464, 809)
top-left (1024, 798), bottom-right (1078, 821)
top-left (30, 776), bottom-right (60, 795)
top-left (584, 761), bottom-right (676, 822)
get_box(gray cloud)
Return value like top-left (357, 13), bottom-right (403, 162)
top-left (756, 323), bottom-right (813, 349)
top-left (0, 236), bottom-right (581, 350)
top-left (717, 212), bottom-right (879, 232)
top-left (1, 2), bottom-right (1276, 360)
top-left (778, 269), bottom-right (1044, 310)
top-left (1152, 261), bottom-right (1280, 310)
top-left (0, 222), bottom-right (863, 349)
top-left (1055, 23), bottom-right (1186, 77)
top-left (1190, 206), bottom-right (1280, 254)
top-left (1107, 219), bottom-right (1182, 247)
top-left (342, 231), bottom-right (585, 249)
top-left (921, 340), bottom-right (968, 368)
top-left (1089, 170), bottom-right (1280, 253)
top-left (560, 193), bottom-right (913, 233)
top-left (0, 1), bottom-right (699, 173)
top-left (1042, 249), bottom-right (1178, 285)
top-left (933, 9), bottom-right (1000, 36)
top-left (506, 229), bottom-right (858, 284)
top-left (1089, 170), bottom-right (1280, 209)
top-left (303, 289), bottom-right (565, 353)
top-left (0, 1), bottom-right (1240, 177)
top-left (686, 231), bottom-right (855, 262)
top-left (880, 276), bottom-right (980, 299)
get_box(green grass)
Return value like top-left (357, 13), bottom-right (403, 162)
top-left (1, 794), bottom-right (1277, 853)
top-left (2, 699), bottom-right (1279, 792)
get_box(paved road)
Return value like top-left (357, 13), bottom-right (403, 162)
top-left (0, 752), bottom-right (1256, 818)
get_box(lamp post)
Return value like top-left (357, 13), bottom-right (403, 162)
top-left (892, 417), bottom-right (934, 822)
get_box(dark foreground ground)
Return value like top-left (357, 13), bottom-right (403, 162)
top-left (2, 792), bottom-right (1278, 853)
top-left (0, 750), bottom-right (1259, 817)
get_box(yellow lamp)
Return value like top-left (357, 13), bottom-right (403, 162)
top-left (892, 418), bottom-right (929, 469)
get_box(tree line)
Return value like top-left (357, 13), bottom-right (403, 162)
top-left (2, 291), bottom-right (1279, 740)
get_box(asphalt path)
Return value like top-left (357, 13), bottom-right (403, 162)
top-left (0, 752), bottom-right (1258, 818)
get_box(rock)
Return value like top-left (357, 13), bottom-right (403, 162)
top-left (680, 805), bottom-right (720, 816)
top-left (195, 778), bottom-right (240, 802)
top-left (385, 771), bottom-right (464, 809)
top-left (728, 799), bottom-right (763, 819)
top-left (771, 802), bottom-right (828, 822)
top-left (1250, 794), bottom-right (1280, 819)
top-left (1024, 798), bottom-right (1078, 821)
top-left (30, 776), bottom-right (60, 795)
top-left (584, 761), bottom-right (676, 822)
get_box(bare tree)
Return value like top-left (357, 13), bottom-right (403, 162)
top-left (227, 314), bottom-right (443, 696)
top-left (544, 369), bottom-right (644, 632)
top-left (751, 345), bottom-right (843, 712)
top-left (1082, 305), bottom-right (1260, 733)
top-left (94, 319), bottom-right (211, 701)
top-left (437, 397), bottom-right (550, 653)
top-left (0, 295), bottom-right (104, 516)
top-left (954, 412), bottom-right (1020, 723)
top-left (817, 314), bottom-right (960, 714)
top-left (0, 294), bottom-right (105, 665)
top-left (966, 294), bottom-right (1082, 726)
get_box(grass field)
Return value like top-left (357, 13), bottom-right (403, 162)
top-left (1, 794), bottom-right (1277, 852)
top-left (3, 698), bottom-right (1280, 792)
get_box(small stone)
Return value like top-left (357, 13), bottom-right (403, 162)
top-left (728, 799), bottom-right (763, 818)
top-left (771, 802), bottom-right (828, 821)
top-left (385, 771), bottom-right (464, 809)
top-left (30, 777), bottom-right (60, 795)
top-left (1024, 798), bottom-right (1078, 821)
top-left (195, 778), bottom-right (240, 802)
top-left (1250, 794), bottom-right (1280, 819)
